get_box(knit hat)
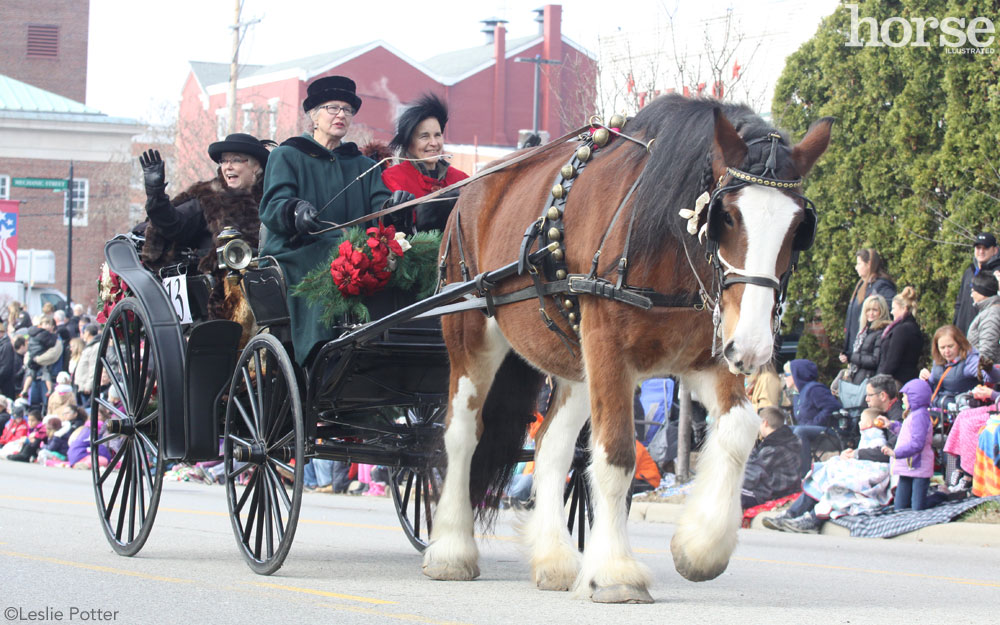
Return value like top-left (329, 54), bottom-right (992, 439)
top-left (971, 271), bottom-right (998, 297)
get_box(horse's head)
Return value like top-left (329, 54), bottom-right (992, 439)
top-left (707, 111), bottom-right (833, 375)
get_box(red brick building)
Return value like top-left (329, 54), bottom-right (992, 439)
top-left (174, 4), bottom-right (596, 187)
top-left (0, 1), bottom-right (142, 312)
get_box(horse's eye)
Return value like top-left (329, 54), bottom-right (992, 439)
top-left (723, 212), bottom-right (735, 227)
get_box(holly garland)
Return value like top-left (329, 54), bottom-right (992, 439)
top-left (292, 224), bottom-right (442, 324)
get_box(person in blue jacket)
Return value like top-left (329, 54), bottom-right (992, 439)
top-left (783, 359), bottom-right (843, 476)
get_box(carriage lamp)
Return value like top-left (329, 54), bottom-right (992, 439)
top-left (217, 227), bottom-right (253, 272)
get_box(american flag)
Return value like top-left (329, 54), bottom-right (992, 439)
top-left (0, 200), bottom-right (19, 281)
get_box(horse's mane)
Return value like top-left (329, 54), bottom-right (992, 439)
top-left (621, 95), bottom-right (797, 262)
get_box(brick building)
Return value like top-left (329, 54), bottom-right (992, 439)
top-left (175, 4), bottom-right (595, 187)
top-left (0, 0), bottom-right (142, 312)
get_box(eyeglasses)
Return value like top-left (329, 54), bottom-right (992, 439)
top-left (219, 157), bottom-right (249, 165)
top-left (318, 104), bottom-right (355, 117)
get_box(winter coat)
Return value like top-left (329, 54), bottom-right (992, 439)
top-left (141, 169), bottom-right (262, 322)
top-left (967, 295), bottom-right (1000, 364)
top-left (954, 252), bottom-right (1000, 334)
top-left (0, 335), bottom-right (16, 398)
top-left (259, 135), bottom-right (391, 364)
top-left (855, 399), bottom-right (904, 462)
top-left (26, 326), bottom-right (57, 362)
top-left (877, 314), bottom-right (923, 385)
top-left (927, 350), bottom-right (980, 408)
top-left (892, 379), bottom-right (934, 478)
top-left (0, 417), bottom-right (27, 446)
top-left (844, 276), bottom-right (896, 356)
top-left (789, 359), bottom-right (843, 427)
top-left (381, 161), bottom-right (469, 232)
top-left (742, 425), bottom-right (803, 502)
top-left (847, 324), bottom-right (884, 384)
top-left (73, 336), bottom-right (101, 395)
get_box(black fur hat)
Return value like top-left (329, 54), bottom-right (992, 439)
top-left (390, 93), bottom-right (449, 153)
top-left (303, 75), bottom-right (362, 113)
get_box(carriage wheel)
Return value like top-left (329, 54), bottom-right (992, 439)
top-left (223, 333), bottom-right (304, 575)
top-left (388, 402), bottom-right (447, 552)
top-left (91, 297), bottom-right (165, 556)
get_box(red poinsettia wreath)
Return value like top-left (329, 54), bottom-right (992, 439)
top-left (294, 224), bottom-right (440, 324)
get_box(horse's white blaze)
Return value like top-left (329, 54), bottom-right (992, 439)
top-left (730, 184), bottom-right (801, 369)
top-left (573, 442), bottom-right (651, 597)
top-left (672, 370), bottom-right (759, 576)
top-left (523, 378), bottom-right (588, 589)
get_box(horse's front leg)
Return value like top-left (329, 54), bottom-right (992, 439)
top-left (523, 378), bottom-right (588, 590)
top-left (670, 368), bottom-right (758, 581)
top-left (423, 318), bottom-right (509, 581)
top-left (572, 338), bottom-right (652, 603)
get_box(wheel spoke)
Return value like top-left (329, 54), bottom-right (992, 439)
top-left (268, 457), bottom-right (294, 477)
top-left (267, 430), bottom-right (294, 454)
top-left (136, 431), bottom-right (159, 468)
top-left (95, 396), bottom-right (130, 422)
top-left (135, 408), bottom-right (159, 428)
top-left (100, 356), bottom-right (131, 416)
top-left (241, 366), bottom-right (262, 436)
top-left (262, 467), bottom-right (275, 558)
top-left (94, 431), bottom-right (123, 447)
top-left (99, 438), bottom-right (130, 486)
top-left (265, 460), bottom-right (293, 511)
top-left (127, 442), bottom-right (138, 543)
top-left (232, 396), bottom-right (259, 441)
top-left (114, 445), bottom-right (134, 541)
top-left (241, 470), bottom-right (261, 546)
top-left (254, 349), bottom-right (267, 441)
top-left (233, 467), bottom-right (257, 515)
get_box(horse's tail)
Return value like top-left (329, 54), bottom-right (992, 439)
top-left (468, 352), bottom-right (543, 524)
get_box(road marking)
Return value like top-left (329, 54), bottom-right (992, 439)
top-left (244, 581), bottom-right (397, 604)
top-left (0, 550), bottom-right (194, 583)
top-left (634, 548), bottom-right (1000, 588)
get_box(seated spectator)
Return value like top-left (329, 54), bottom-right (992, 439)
top-left (883, 378), bottom-right (934, 511)
top-left (0, 398), bottom-right (29, 457)
top-left (856, 408), bottom-right (888, 451)
top-left (66, 404), bottom-right (112, 469)
top-left (918, 325), bottom-right (983, 409)
top-left (0, 395), bottom-right (9, 433)
top-left (966, 272), bottom-right (1000, 364)
top-left (8, 410), bottom-right (49, 462)
top-left (47, 371), bottom-right (77, 415)
top-left (741, 407), bottom-right (802, 509)
top-left (784, 359), bottom-right (843, 476)
top-left (746, 364), bottom-right (784, 412)
top-left (633, 439), bottom-right (662, 494)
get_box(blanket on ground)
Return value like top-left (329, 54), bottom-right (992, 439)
top-left (829, 495), bottom-right (1000, 538)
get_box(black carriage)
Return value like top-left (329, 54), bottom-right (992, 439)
top-left (90, 232), bottom-right (594, 574)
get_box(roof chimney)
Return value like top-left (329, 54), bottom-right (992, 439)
top-left (480, 17), bottom-right (508, 44)
top-left (533, 8), bottom-right (545, 35)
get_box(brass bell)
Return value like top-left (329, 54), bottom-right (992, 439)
top-left (548, 227), bottom-right (561, 241)
top-left (552, 184), bottom-right (564, 199)
top-left (552, 248), bottom-right (564, 261)
top-left (593, 128), bottom-right (610, 147)
top-left (572, 324), bottom-right (580, 333)
top-left (608, 113), bottom-right (626, 129)
top-left (568, 312), bottom-right (578, 322)
top-left (561, 164), bottom-right (576, 179)
top-left (547, 206), bottom-right (561, 221)
top-left (576, 145), bottom-right (592, 162)
top-left (556, 269), bottom-right (567, 280)
top-left (563, 299), bottom-right (574, 308)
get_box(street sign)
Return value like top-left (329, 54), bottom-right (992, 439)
top-left (11, 177), bottom-right (68, 190)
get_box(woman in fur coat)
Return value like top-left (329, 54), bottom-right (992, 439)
top-left (137, 133), bottom-right (270, 325)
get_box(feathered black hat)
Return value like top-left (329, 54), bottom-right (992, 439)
top-left (390, 93), bottom-right (449, 153)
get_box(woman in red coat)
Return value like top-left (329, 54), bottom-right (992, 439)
top-left (381, 93), bottom-right (468, 232)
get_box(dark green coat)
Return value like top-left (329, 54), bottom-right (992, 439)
top-left (259, 134), bottom-right (390, 363)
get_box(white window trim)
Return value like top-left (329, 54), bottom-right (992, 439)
top-left (63, 178), bottom-right (88, 227)
top-left (242, 102), bottom-right (255, 134)
top-left (215, 108), bottom-right (228, 140)
top-left (268, 97), bottom-right (280, 140)
top-left (0, 175), bottom-right (9, 200)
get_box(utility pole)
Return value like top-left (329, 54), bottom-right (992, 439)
top-left (227, 0), bottom-right (259, 134)
top-left (65, 161), bottom-right (73, 307)
top-left (514, 55), bottom-right (562, 135)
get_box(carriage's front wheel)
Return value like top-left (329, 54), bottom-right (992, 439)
top-left (91, 297), bottom-right (165, 556)
top-left (224, 333), bottom-right (304, 575)
top-left (389, 402), bottom-right (447, 552)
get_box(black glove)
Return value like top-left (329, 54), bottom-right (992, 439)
top-left (292, 200), bottom-right (321, 235)
top-left (139, 149), bottom-right (166, 196)
top-left (383, 190), bottom-right (415, 209)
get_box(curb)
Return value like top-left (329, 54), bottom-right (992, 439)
top-left (629, 501), bottom-right (1000, 548)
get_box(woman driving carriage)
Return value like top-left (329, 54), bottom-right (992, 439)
top-left (381, 93), bottom-right (469, 233)
top-left (137, 133), bottom-right (270, 322)
top-left (258, 75), bottom-right (414, 363)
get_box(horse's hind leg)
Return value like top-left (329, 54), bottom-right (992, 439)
top-left (522, 378), bottom-right (588, 591)
top-left (670, 368), bottom-right (758, 582)
top-left (572, 339), bottom-right (652, 603)
top-left (423, 317), bottom-right (510, 581)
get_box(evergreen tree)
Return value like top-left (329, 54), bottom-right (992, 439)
top-left (772, 0), bottom-right (1000, 377)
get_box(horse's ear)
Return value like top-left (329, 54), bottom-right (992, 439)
top-left (791, 117), bottom-right (835, 176)
top-left (710, 108), bottom-right (747, 180)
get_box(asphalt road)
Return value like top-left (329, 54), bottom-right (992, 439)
top-left (1, 460), bottom-right (998, 625)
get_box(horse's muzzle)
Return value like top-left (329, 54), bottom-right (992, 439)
top-left (722, 340), bottom-right (769, 376)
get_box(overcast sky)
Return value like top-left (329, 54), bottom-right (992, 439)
top-left (85, 0), bottom-right (835, 123)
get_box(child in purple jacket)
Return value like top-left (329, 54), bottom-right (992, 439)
top-left (882, 378), bottom-right (934, 511)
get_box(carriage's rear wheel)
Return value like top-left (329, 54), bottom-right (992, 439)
top-left (91, 298), bottom-right (165, 556)
top-left (389, 403), bottom-right (447, 552)
top-left (224, 333), bottom-right (304, 575)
